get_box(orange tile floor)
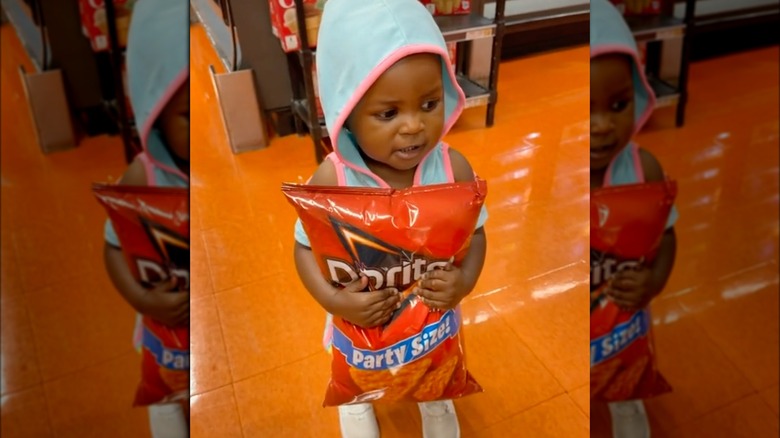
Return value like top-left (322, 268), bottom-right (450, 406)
top-left (590, 46), bottom-right (780, 437)
top-left (1, 25), bottom-right (151, 437)
top-left (2, 16), bottom-right (777, 438)
top-left (189, 23), bottom-right (591, 437)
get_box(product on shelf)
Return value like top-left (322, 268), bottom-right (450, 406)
top-left (637, 41), bottom-right (647, 68)
top-left (268, 0), bottom-right (326, 52)
top-left (419, 0), bottom-right (471, 15)
top-left (312, 60), bottom-right (324, 119)
top-left (78, 0), bottom-right (136, 52)
top-left (446, 42), bottom-right (457, 69)
top-left (282, 180), bottom-right (487, 406)
top-left (609, 0), bottom-right (661, 15)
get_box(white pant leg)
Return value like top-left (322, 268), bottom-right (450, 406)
top-left (148, 403), bottom-right (188, 438)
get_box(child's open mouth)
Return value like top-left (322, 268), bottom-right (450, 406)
top-left (395, 144), bottom-right (424, 159)
top-left (590, 144), bottom-right (615, 161)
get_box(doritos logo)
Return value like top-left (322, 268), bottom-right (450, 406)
top-left (135, 217), bottom-right (190, 290)
top-left (326, 217), bottom-right (452, 290)
top-left (590, 250), bottom-right (639, 291)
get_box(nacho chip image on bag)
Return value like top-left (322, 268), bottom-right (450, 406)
top-left (283, 180), bottom-right (487, 406)
top-left (93, 184), bottom-right (189, 406)
top-left (590, 180), bottom-right (676, 402)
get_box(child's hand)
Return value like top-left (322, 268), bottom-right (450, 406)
top-left (413, 263), bottom-right (468, 311)
top-left (334, 275), bottom-right (401, 328)
top-left (139, 277), bottom-right (190, 327)
top-left (606, 265), bottom-right (659, 311)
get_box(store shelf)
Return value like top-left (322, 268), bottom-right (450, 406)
top-left (625, 15), bottom-right (685, 42)
top-left (648, 76), bottom-right (680, 108)
top-left (458, 75), bottom-right (492, 108)
top-left (292, 99), bottom-right (328, 137)
top-left (433, 14), bottom-right (496, 42)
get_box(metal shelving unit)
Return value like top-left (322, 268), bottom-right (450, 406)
top-left (625, 0), bottom-right (696, 127)
top-left (288, 0), bottom-right (506, 163)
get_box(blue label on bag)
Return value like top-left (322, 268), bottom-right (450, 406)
top-left (332, 309), bottom-right (460, 370)
top-left (142, 326), bottom-right (189, 371)
top-left (590, 309), bottom-right (649, 366)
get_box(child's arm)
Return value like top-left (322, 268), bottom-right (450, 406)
top-left (293, 159), bottom-right (401, 328)
top-left (295, 243), bottom-right (401, 327)
top-left (413, 148), bottom-right (488, 309)
top-left (103, 158), bottom-right (190, 327)
top-left (607, 149), bottom-right (677, 310)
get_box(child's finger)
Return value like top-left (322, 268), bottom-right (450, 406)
top-left (413, 286), bottom-right (438, 301)
top-left (345, 275), bottom-right (369, 293)
top-left (419, 277), bottom-right (444, 292)
top-left (364, 288), bottom-right (398, 308)
top-left (421, 296), bottom-right (450, 311)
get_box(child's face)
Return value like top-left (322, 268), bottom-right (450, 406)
top-left (158, 79), bottom-right (190, 165)
top-left (348, 53), bottom-right (444, 172)
top-left (590, 54), bottom-right (635, 171)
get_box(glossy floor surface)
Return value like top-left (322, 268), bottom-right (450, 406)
top-left (189, 23), bottom-right (591, 438)
top-left (1, 25), bottom-right (151, 436)
top-left (590, 46), bottom-right (780, 437)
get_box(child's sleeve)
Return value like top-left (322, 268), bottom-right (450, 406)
top-left (476, 205), bottom-right (488, 230)
top-left (294, 218), bottom-right (311, 247)
top-left (104, 219), bottom-right (121, 248)
top-left (665, 205), bottom-right (678, 230)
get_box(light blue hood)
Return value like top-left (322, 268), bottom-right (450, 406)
top-left (316, 0), bottom-right (465, 185)
top-left (126, 0), bottom-right (189, 181)
top-left (591, 0), bottom-right (656, 135)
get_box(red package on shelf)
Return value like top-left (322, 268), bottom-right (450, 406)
top-left (268, 0), bottom-right (324, 52)
top-left (93, 184), bottom-right (189, 406)
top-left (609, 0), bottom-right (662, 16)
top-left (282, 180), bottom-right (487, 406)
top-left (312, 59), bottom-right (324, 118)
top-left (446, 42), bottom-right (457, 69)
top-left (590, 180), bottom-right (676, 402)
top-left (419, 0), bottom-right (471, 15)
top-left (78, 0), bottom-right (134, 52)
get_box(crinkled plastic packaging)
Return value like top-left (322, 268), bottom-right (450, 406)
top-left (590, 180), bottom-right (677, 402)
top-left (283, 180), bottom-right (487, 406)
top-left (93, 184), bottom-right (189, 406)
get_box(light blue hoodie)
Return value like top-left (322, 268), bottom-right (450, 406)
top-left (591, 0), bottom-right (656, 137)
top-left (104, 0), bottom-right (189, 246)
top-left (295, 0), bottom-right (487, 246)
top-left (317, 0), bottom-right (466, 186)
top-left (591, 0), bottom-right (677, 227)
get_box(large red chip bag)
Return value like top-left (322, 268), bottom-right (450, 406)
top-left (283, 180), bottom-right (487, 406)
top-left (93, 184), bottom-right (189, 406)
top-left (590, 180), bottom-right (677, 402)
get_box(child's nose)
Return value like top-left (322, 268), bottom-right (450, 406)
top-left (591, 112), bottom-right (612, 135)
top-left (399, 113), bottom-right (424, 135)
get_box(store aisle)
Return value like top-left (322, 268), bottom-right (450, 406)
top-left (189, 23), bottom-right (590, 438)
top-left (1, 25), bottom-right (151, 437)
top-left (590, 46), bottom-right (780, 437)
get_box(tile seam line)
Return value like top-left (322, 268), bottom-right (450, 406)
top-left (667, 389), bottom-right (771, 433)
top-left (669, 297), bottom-right (771, 424)
top-left (684, 292), bottom-right (775, 395)
top-left (486, 297), bottom-right (575, 395)
top-left (227, 350), bottom-right (323, 388)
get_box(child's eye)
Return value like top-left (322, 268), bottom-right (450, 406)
top-left (374, 108), bottom-right (398, 121)
top-left (611, 99), bottom-right (630, 112)
top-left (422, 99), bottom-right (440, 111)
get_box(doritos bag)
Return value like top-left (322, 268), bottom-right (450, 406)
top-left (93, 184), bottom-right (189, 406)
top-left (590, 180), bottom-right (676, 402)
top-left (283, 180), bottom-right (486, 406)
